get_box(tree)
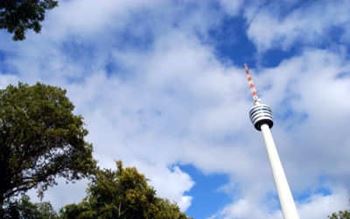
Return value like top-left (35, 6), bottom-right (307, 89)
top-left (59, 161), bottom-right (191, 219)
top-left (0, 0), bottom-right (58, 40)
top-left (2, 194), bottom-right (58, 219)
top-left (0, 83), bottom-right (96, 214)
top-left (329, 210), bottom-right (350, 219)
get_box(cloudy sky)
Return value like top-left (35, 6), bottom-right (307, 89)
top-left (1, 0), bottom-right (350, 218)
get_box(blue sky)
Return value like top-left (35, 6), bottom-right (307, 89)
top-left (1, 0), bottom-right (350, 218)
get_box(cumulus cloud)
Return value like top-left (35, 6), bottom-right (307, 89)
top-left (211, 186), bottom-right (349, 219)
top-left (210, 189), bottom-right (348, 219)
top-left (219, 0), bottom-right (244, 16)
top-left (0, 0), bottom-right (235, 211)
top-left (298, 187), bottom-right (349, 219)
top-left (246, 0), bottom-right (350, 51)
top-left (259, 49), bottom-right (350, 189)
top-left (1, 0), bottom-right (350, 217)
top-left (206, 47), bottom-right (350, 218)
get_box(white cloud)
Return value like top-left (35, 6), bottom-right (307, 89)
top-left (209, 198), bottom-right (281, 219)
top-left (299, 187), bottom-right (349, 219)
top-left (208, 48), bottom-right (350, 218)
top-left (0, 74), bottom-right (19, 88)
top-left (0, 0), bottom-right (233, 210)
top-left (246, 1), bottom-right (350, 51)
top-left (133, 164), bottom-right (194, 211)
top-left (257, 49), bottom-right (350, 188)
top-left (1, 0), bottom-right (350, 218)
top-left (43, 0), bottom-right (164, 40)
top-left (210, 186), bottom-right (349, 219)
top-left (219, 0), bottom-right (243, 16)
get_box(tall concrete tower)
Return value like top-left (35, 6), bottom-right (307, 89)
top-left (244, 64), bottom-right (300, 219)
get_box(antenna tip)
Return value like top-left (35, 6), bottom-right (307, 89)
top-left (243, 63), bottom-right (249, 71)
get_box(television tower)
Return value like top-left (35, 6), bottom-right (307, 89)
top-left (244, 64), bottom-right (300, 219)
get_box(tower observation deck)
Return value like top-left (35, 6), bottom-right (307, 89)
top-left (244, 64), bottom-right (300, 219)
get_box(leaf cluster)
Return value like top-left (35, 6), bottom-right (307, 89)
top-left (59, 161), bottom-right (190, 219)
top-left (329, 210), bottom-right (350, 219)
top-left (2, 194), bottom-right (58, 219)
top-left (0, 0), bottom-right (58, 40)
top-left (0, 83), bottom-right (96, 207)
top-left (0, 83), bottom-right (189, 219)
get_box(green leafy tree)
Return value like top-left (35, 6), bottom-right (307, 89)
top-left (59, 161), bottom-right (191, 219)
top-left (0, 0), bottom-right (58, 40)
top-left (3, 194), bottom-right (58, 219)
top-left (0, 83), bottom-right (96, 215)
top-left (329, 210), bottom-right (350, 219)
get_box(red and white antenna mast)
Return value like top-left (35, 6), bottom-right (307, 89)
top-left (244, 64), bottom-right (300, 219)
top-left (244, 63), bottom-right (260, 104)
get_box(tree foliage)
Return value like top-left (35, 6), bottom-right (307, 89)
top-left (0, 82), bottom-right (190, 219)
top-left (59, 161), bottom-right (191, 219)
top-left (0, 0), bottom-right (58, 40)
top-left (2, 194), bottom-right (58, 219)
top-left (0, 83), bottom-right (96, 210)
top-left (329, 210), bottom-right (350, 219)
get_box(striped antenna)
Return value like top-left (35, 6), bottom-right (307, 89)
top-left (244, 64), bottom-right (260, 103)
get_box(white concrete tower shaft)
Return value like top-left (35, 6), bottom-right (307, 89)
top-left (244, 64), bottom-right (300, 219)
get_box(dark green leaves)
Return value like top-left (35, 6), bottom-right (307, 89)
top-left (59, 161), bottom-right (191, 219)
top-left (0, 83), bottom-right (190, 219)
top-left (2, 194), bottom-right (59, 219)
top-left (0, 0), bottom-right (58, 40)
top-left (329, 210), bottom-right (350, 219)
top-left (0, 83), bottom-right (96, 207)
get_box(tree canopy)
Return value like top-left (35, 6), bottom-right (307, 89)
top-left (0, 162), bottom-right (191, 219)
top-left (0, 83), bottom-right (96, 213)
top-left (59, 161), bottom-right (190, 219)
top-left (2, 194), bottom-right (58, 219)
top-left (329, 210), bottom-right (350, 219)
top-left (0, 0), bottom-right (58, 40)
top-left (0, 82), bottom-right (190, 218)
